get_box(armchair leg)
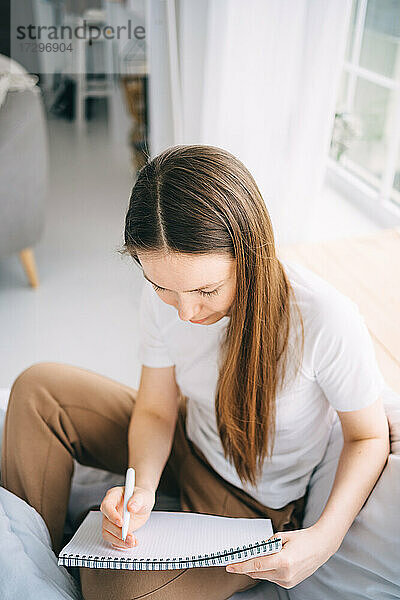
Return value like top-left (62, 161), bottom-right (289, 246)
top-left (19, 248), bottom-right (39, 288)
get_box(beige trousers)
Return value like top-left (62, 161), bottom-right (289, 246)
top-left (1, 362), bottom-right (305, 600)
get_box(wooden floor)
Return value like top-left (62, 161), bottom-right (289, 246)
top-left (279, 227), bottom-right (400, 394)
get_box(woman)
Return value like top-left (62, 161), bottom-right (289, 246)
top-left (1, 145), bottom-right (389, 600)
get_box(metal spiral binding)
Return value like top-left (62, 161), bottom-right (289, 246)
top-left (58, 538), bottom-right (281, 570)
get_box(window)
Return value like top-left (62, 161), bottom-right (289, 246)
top-left (329, 0), bottom-right (400, 212)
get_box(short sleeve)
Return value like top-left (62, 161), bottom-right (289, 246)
top-left (137, 282), bottom-right (175, 368)
top-left (312, 294), bottom-right (386, 412)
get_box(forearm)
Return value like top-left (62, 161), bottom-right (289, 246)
top-left (127, 408), bottom-right (177, 493)
top-left (313, 433), bottom-right (390, 551)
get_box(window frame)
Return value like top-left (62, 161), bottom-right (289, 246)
top-left (328, 0), bottom-right (400, 222)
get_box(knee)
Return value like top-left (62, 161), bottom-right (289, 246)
top-left (8, 362), bottom-right (60, 410)
top-left (11, 361), bottom-right (59, 390)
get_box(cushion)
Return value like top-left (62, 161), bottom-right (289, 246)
top-left (233, 387), bottom-right (400, 600)
top-left (0, 485), bottom-right (81, 600)
top-left (0, 54), bottom-right (39, 108)
top-left (0, 407), bottom-right (5, 467)
top-left (385, 392), bottom-right (400, 456)
top-left (0, 387), bottom-right (9, 478)
top-left (287, 387), bottom-right (400, 599)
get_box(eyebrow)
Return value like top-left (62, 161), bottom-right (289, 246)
top-left (142, 272), bottom-right (224, 293)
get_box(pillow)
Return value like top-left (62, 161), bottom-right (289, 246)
top-left (0, 56), bottom-right (39, 108)
top-left (385, 390), bottom-right (400, 455)
top-left (0, 486), bottom-right (81, 600)
top-left (0, 406), bottom-right (5, 466)
top-left (288, 387), bottom-right (400, 600)
top-left (230, 582), bottom-right (288, 599)
top-left (233, 387), bottom-right (400, 600)
top-left (0, 387), bottom-right (10, 480)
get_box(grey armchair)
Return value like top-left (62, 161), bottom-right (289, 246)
top-left (0, 83), bottom-right (48, 287)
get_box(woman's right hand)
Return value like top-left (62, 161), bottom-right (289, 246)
top-left (100, 485), bottom-right (156, 549)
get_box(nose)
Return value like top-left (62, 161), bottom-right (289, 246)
top-left (176, 297), bottom-right (201, 321)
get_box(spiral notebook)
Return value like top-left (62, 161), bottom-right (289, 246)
top-left (58, 510), bottom-right (282, 571)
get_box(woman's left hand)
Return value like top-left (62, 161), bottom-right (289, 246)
top-left (225, 525), bottom-right (340, 589)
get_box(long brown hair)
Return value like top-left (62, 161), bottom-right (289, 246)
top-left (120, 145), bottom-right (304, 486)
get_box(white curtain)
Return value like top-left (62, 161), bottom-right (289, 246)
top-left (148, 0), bottom-right (352, 245)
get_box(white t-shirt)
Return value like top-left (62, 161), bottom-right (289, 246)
top-left (137, 260), bottom-right (386, 509)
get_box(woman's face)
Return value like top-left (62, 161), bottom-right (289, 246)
top-left (137, 251), bottom-right (236, 325)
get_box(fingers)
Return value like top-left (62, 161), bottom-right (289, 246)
top-left (225, 539), bottom-right (294, 588)
top-left (127, 490), bottom-right (148, 513)
top-left (102, 525), bottom-right (137, 550)
top-left (101, 513), bottom-right (137, 549)
top-left (226, 552), bottom-right (284, 574)
top-left (100, 487), bottom-right (123, 526)
top-left (100, 486), bottom-right (154, 550)
top-left (102, 516), bottom-right (135, 541)
top-left (269, 531), bottom-right (291, 545)
top-left (226, 531), bottom-right (289, 575)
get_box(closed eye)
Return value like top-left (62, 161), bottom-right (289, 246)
top-left (198, 288), bottom-right (220, 297)
top-left (151, 283), bottom-right (220, 297)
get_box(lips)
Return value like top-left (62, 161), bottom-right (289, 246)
top-left (190, 317), bottom-right (208, 323)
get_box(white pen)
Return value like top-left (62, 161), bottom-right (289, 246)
top-left (122, 467), bottom-right (136, 542)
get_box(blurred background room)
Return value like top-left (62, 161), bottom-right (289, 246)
top-left (0, 0), bottom-right (399, 398)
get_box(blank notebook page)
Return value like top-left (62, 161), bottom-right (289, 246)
top-left (58, 511), bottom-right (281, 570)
